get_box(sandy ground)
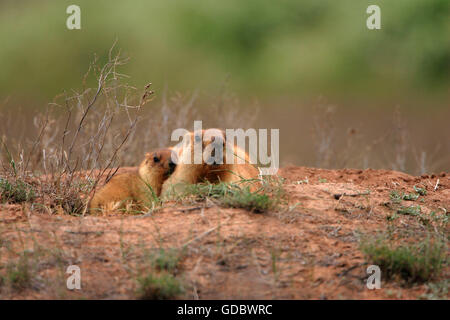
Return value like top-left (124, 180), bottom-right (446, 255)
top-left (0, 166), bottom-right (448, 299)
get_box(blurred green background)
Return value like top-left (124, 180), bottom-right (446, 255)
top-left (0, 0), bottom-right (449, 105)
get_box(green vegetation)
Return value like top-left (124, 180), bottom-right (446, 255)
top-left (0, 0), bottom-right (448, 102)
top-left (1, 253), bottom-right (32, 291)
top-left (149, 248), bottom-right (182, 273)
top-left (136, 247), bottom-right (185, 300)
top-left (413, 186), bottom-right (427, 196)
top-left (136, 272), bottom-right (184, 300)
top-left (360, 235), bottom-right (447, 283)
top-left (0, 177), bottom-right (35, 203)
top-left (402, 193), bottom-right (420, 201)
top-left (397, 205), bottom-right (421, 216)
top-left (180, 180), bottom-right (284, 213)
top-left (221, 187), bottom-right (273, 213)
top-left (390, 190), bottom-right (421, 203)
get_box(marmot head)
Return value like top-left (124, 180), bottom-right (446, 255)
top-left (177, 128), bottom-right (228, 167)
top-left (139, 148), bottom-right (177, 181)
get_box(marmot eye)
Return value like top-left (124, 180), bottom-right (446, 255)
top-left (153, 156), bottom-right (160, 163)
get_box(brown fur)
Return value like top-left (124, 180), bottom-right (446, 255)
top-left (161, 129), bottom-right (260, 197)
top-left (89, 148), bottom-right (176, 213)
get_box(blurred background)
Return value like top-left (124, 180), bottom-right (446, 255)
top-left (0, 0), bottom-right (449, 174)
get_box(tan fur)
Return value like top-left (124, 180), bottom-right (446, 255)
top-left (161, 129), bottom-right (260, 196)
top-left (89, 148), bottom-right (176, 213)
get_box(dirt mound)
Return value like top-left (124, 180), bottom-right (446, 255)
top-left (0, 167), bottom-right (448, 299)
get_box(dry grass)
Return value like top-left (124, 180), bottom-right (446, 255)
top-left (311, 101), bottom-right (449, 175)
top-left (0, 44), bottom-right (260, 215)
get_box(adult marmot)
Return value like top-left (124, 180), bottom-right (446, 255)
top-left (89, 148), bottom-right (176, 213)
top-left (161, 129), bottom-right (260, 197)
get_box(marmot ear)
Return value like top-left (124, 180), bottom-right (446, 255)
top-left (145, 152), bottom-right (150, 158)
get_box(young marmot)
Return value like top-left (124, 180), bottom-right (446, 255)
top-left (88, 148), bottom-right (176, 213)
top-left (161, 129), bottom-right (260, 197)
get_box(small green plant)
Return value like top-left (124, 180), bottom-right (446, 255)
top-left (360, 235), bottom-right (447, 283)
top-left (390, 190), bottom-right (419, 203)
top-left (431, 210), bottom-right (449, 226)
top-left (413, 186), bottom-right (427, 196)
top-left (222, 187), bottom-right (273, 213)
top-left (4, 254), bottom-right (32, 291)
top-left (397, 205), bottom-right (421, 216)
top-left (0, 177), bottom-right (35, 203)
top-left (136, 272), bottom-right (184, 300)
top-left (386, 212), bottom-right (398, 221)
top-left (389, 191), bottom-right (403, 203)
top-left (149, 248), bottom-right (182, 273)
top-left (142, 180), bottom-right (161, 208)
top-left (183, 182), bottom-right (231, 200)
top-left (181, 180), bottom-right (283, 213)
top-left (402, 193), bottom-right (419, 201)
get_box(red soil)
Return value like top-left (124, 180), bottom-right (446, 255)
top-left (0, 167), bottom-right (448, 299)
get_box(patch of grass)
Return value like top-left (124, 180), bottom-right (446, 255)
top-left (0, 177), bottom-right (35, 203)
top-left (386, 212), bottom-right (398, 221)
top-left (136, 272), bottom-right (184, 300)
top-left (149, 248), bottom-right (182, 273)
top-left (360, 235), bottom-right (447, 284)
top-left (221, 187), bottom-right (273, 213)
top-left (142, 180), bottom-right (162, 209)
top-left (188, 183), bottom-right (274, 213)
top-left (53, 189), bottom-right (84, 215)
top-left (430, 210), bottom-right (449, 229)
top-left (134, 245), bottom-right (185, 300)
top-left (182, 181), bottom-right (236, 200)
top-left (3, 254), bottom-right (32, 291)
top-left (402, 193), bottom-right (420, 201)
top-left (37, 178), bottom-right (88, 215)
top-left (178, 177), bottom-right (286, 214)
top-left (397, 205), bottom-right (421, 216)
top-left (390, 190), bottom-right (419, 203)
top-left (389, 191), bottom-right (403, 203)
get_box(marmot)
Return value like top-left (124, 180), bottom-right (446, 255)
top-left (161, 129), bottom-right (260, 197)
top-left (88, 148), bottom-right (176, 213)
